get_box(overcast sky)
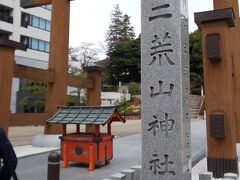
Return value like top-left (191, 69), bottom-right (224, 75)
top-left (69, 0), bottom-right (213, 58)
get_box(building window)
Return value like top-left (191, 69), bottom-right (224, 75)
top-left (31, 38), bottom-right (38, 50)
top-left (42, 5), bottom-right (52, 11)
top-left (32, 16), bottom-right (39, 27)
top-left (39, 18), bottom-right (46, 29)
top-left (21, 12), bottom-right (51, 32)
top-left (0, 30), bottom-right (11, 39)
top-left (39, 40), bottom-right (45, 51)
top-left (46, 21), bottom-right (51, 31)
top-left (21, 36), bottom-right (50, 53)
top-left (45, 42), bottom-right (50, 53)
top-left (0, 5), bottom-right (13, 24)
top-left (21, 13), bottom-right (28, 27)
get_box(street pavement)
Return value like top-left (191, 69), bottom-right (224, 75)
top-left (16, 120), bottom-right (207, 180)
top-left (9, 120), bottom-right (141, 146)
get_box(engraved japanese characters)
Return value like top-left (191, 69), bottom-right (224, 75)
top-left (141, 0), bottom-right (190, 179)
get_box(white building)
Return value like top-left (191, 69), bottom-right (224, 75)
top-left (101, 92), bottom-right (131, 106)
top-left (0, 0), bottom-right (51, 112)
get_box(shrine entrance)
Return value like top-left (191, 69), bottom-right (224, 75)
top-left (0, 0), bottom-right (102, 135)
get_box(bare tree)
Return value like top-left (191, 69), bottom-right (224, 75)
top-left (69, 42), bottom-right (99, 70)
top-left (68, 42), bottom-right (100, 105)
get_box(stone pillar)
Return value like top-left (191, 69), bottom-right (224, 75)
top-left (45, 0), bottom-right (70, 134)
top-left (0, 38), bottom-right (26, 134)
top-left (85, 66), bottom-right (102, 133)
top-left (141, 0), bottom-right (191, 179)
top-left (213, 0), bottom-right (240, 143)
top-left (195, 8), bottom-right (238, 178)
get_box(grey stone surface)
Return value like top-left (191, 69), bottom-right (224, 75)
top-left (110, 173), bottom-right (126, 180)
top-left (32, 134), bottom-right (61, 148)
top-left (191, 174), bottom-right (199, 180)
top-left (141, 0), bottom-right (190, 179)
top-left (224, 173), bottom-right (238, 180)
top-left (121, 169), bottom-right (135, 180)
top-left (185, 174), bottom-right (192, 180)
top-left (191, 121), bottom-right (206, 166)
top-left (131, 165), bottom-right (141, 180)
top-left (199, 172), bottom-right (212, 180)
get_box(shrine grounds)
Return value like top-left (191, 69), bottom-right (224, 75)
top-left (6, 119), bottom-right (221, 180)
top-left (9, 120), bottom-right (142, 147)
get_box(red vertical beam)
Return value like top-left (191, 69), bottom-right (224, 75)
top-left (45, 0), bottom-right (70, 134)
top-left (85, 67), bottom-right (102, 133)
top-left (0, 47), bottom-right (15, 134)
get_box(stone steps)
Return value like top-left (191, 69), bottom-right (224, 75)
top-left (102, 165), bottom-right (237, 180)
top-left (102, 165), bottom-right (141, 180)
top-left (191, 108), bottom-right (200, 119)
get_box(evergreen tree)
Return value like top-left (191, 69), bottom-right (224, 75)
top-left (106, 4), bottom-right (135, 55)
top-left (189, 30), bottom-right (203, 94)
top-left (107, 37), bottom-right (140, 85)
top-left (121, 14), bottom-right (135, 41)
top-left (106, 4), bottom-right (123, 55)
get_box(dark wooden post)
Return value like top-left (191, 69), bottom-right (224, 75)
top-left (85, 66), bottom-right (102, 133)
top-left (62, 124), bottom-right (66, 136)
top-left (47, 151), bottom-right (60, 180)
top-left (195, 8), bottom-right (238, 178)
top-left (76, 124), bottom-right (80, 133)
top-left (45, 0), bottom-right (70, 134)
top-left (0, 38), bottom-right (25, 134)
top-left (107, 122), bottom-right (112, 135)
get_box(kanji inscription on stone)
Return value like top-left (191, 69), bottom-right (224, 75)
top-left (149, 4), bottom-right (172, 21)
top-left (148, 33), bottom-right (175, 66)
top-left (149, 154), bottom-right (175, 176)
top-left (142, 0), bottom-right (191, 179)
top-left (148, 113), bottom-right (175, 137)
top-left (150, 81), bottom-right (174, 98)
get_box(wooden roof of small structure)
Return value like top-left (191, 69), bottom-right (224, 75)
top-left (46, 106), bottom-right (126, 126)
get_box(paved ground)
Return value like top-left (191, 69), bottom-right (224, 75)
top-left (16, 134), bottom-right (141, 180)
top-left (9, 120), bottom-right (141, 146)
top-left (191, 120), bottom-right (207, 165)
top-left (16, 120), bottom-right (207, 180)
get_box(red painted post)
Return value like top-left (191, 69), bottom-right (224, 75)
top-left (95, 125), bottom-right (100, 136)
top-left (88, 145), bottom-right (94, 171)
top-left (62, 144), bottom-right (68, 168)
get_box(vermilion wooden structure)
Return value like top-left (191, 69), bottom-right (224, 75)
top-left (0, 38), bottom-right (26, 134)
top-left (195, 0), bottom-right (240, 178)
top-left (46, 106), bottom-right (126, 170)
top-left (0, 0), bottom-right (102, 135)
